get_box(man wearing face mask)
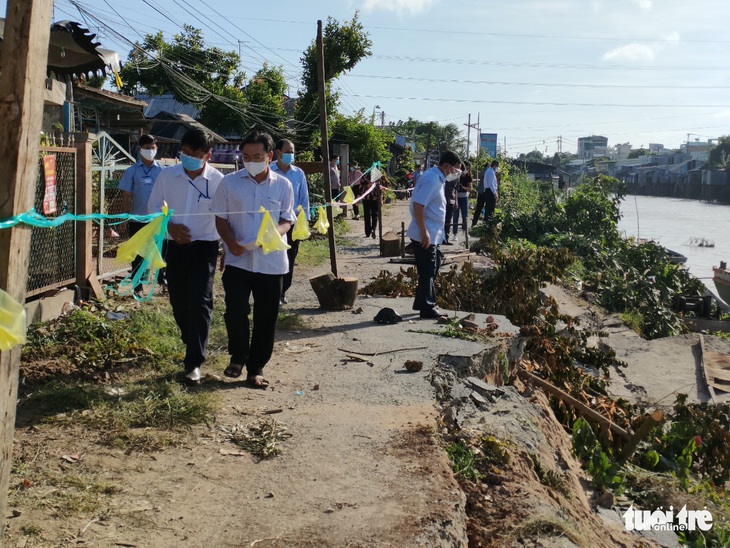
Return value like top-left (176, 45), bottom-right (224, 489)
top-left (119, 134), bottom-right (163, 297)
top-left (148, 128), bottom-right (224, 385)
top-left (407, 150), bottom-right (462, 319)
top-left (269, 138), bottom-right (309, 304)
top-left (213, 130), bottom-right (296, 389)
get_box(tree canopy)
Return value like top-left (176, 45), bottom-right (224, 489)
top-left (294, 13), bottom-right (372, 150)
top-left (330, 111), bottom-right (393, 168)
top-left (708, 136), bottom-right (730, 168)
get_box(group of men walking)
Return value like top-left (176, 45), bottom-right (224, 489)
top-left (121, 129), bottom-right (498, 386)
top-left (121, 128), bottom-right (308, 388)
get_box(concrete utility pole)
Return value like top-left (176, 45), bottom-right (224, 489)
top-left (464, 113), bottom-right (479, 160)
top-left (0, 0), bottom-right (54, 535)
top-left (316, 20), bottom-right (337, 277)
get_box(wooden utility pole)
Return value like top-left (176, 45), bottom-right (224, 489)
top-left (423, 122), bottom-right (433, 170)
top-left (316, 19), bottom-right (337, 277)
top-left (0, 0), bottom-right (54, 535)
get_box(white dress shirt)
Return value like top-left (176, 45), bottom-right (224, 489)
top-left (147, 163), bottom-right (224, 241)
top-left (212, 168), bottom-right (296, 275)
top-left (406, 166), bottom-right (446, 245)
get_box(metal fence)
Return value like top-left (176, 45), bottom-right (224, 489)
top-left (91, 133), bottom-right (134, 280)
top-left (26, 147), bottom-right (77, 297)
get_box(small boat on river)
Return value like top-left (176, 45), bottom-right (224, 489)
top-left (685, 236), bottom-right (715, 248)
top-left (714, 261), bottom-right (730, 305)
top-left (666, 248), bottom-right (687, 265)
top-left (700, 334), bottom-right (730, 403)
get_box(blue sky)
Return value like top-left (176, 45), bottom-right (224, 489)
top-left (13, 0), bottom-right (730, 156)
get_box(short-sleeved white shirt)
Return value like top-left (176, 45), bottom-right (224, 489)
top-left (212, 168), bottom-right (296, 275)
top-left (406, 166), bottom-right (446, 245)
top-left (147, 163), bottom-right (224, 241)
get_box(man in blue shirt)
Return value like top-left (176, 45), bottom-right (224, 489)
top-left (119, 134), bottom-right (163, 296)
top-left (270, 138), bottom-right (310, 304)
top-left (407, 150), bottom-right (462, 319)
top-left (472, 160), bottom-right (499, 226)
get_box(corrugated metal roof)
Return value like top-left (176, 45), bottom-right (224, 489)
top-left (136, 93), bottom-right (200, 119)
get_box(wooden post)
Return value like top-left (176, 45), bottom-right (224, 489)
top-left (377, 183), bottom-right (384, 256)
top-left (316, 20), bottom-right (337, 277)
top-left (0, 0), bottom-right (54, 533)
top-left (401, 222), bottom-right (406, 257)
top-left (74, 134), bottom-right (102, 298)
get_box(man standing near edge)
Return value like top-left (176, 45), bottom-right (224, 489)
top-left (270, 138), bottom-right (309, 305)
top-left (213, 130), bottom-right (295, 389)
top-left (472, 160), bottom-right (499, 226)
top-left (119, 134), bottom-right (163, 297)
top-left (408, 150), bottom-right (462, 319)
top-left (148, 128), bottom-right (224, 385)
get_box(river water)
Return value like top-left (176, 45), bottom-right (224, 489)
top-left (617, 195), bottom-right (730, 294)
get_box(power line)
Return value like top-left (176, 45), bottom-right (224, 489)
top-left (350, 94), bottom-right (728, 109)
top-left (348, 73), bottom-right (730, 90)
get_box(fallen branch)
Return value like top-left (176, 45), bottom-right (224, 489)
top-left (517, 368), bottom-right (631, 440)
top-left (338, 346), bottom-right (428, 357)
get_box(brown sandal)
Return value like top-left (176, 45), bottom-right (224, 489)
top-left (224, 363), bottom-right (245, 378)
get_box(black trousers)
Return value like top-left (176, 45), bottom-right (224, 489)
top-left (363, 200), bottom-right (378, 237)
top-left (471, 190), bottom-right (496, 226)
top-left (282, 226), bottom-right (300, 298)
top-left (165, 240), bottom-right (218, 370)
top-left (444, 202), bottom-right (454, 241)
top-left (128, 220), bottom-right (168, 292)
top-left (222, 266), bottom-right (282, 376)
top-left (412, 242), bottom-right (441, 313)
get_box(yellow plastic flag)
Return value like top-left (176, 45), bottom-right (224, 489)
top-left (370, 167), bottom-right (382, 182)
top-left (116, 216), bottom-right (167, 270)
top-left (313, 206), bottom-right (330, 234)
top-left (292, 205), bottom-right (311, 241)
top-left (113, 70), bottom-right (124, 90)
top-left (255, 206), bottom-right (291, 254)
top-left (343, 186), bottom-right (355, 204)
top-left (0, 288), bottom-right (26, 351)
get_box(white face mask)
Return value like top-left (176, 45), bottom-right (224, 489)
top-left (140, 148), bottom-right (156, 161)
top-left (244, 161), bottom-right (268, 177)
top-left (446, 169), bottom-right (462, 182)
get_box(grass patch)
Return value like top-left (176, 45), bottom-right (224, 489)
top-left (19, 523), bottom-right (43, 536)
top-left (529, 453), bottom-right (571, 499)
top-left (446, 440), bottom-right (482, 482)
top-left (619, 309), bottom-right (644, 335)
top-left (297, 217), bottom-right (352, 267)
top-left (277, 311), bottom-right (307, 331)
top-left (22, 379), bottom-right (219, 451)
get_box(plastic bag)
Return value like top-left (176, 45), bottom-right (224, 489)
top-left (0, 288), bottom-right (26, 351)
top-left (370, 166), bottom-right (382, 182)
top-left (313, 206), bottom-right (330, 234)
top-left (292, 205), bottom-right (311, 241)
top-left (255, 206), bottom-right (290, 254)
top-left (343, 186), bottom-right (355, 204)
top-left (116, 215), bottom-right (167, 270)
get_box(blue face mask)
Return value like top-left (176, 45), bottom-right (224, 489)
top-left (181, 152), bottom-right (205, 172)
top-left (281, 153), bottom-right (295, 165)
top-left (335, 159), bottom-right (340, 166)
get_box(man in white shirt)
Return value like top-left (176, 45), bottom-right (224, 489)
top-left (213, 130), bottom-right (296, 389)
top-left (407, 150), bottom-right (462, 319)
top-left (119, 134), bottom-right (164, 296)
top-left (270, 138), bottom-right (309, 304)
top-left (472, 160), bottom-right (499, 226)
top-left (148, 128), bottom-right (224, 385)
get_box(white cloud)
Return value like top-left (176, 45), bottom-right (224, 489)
top-left (603, 43), bottom-right (656, 62)
top-left (664, 31), bottom-right (680, 43)
top-left (361, 0), bottom-right (436, 16)
top-left (633, 0), bottom-right (652, 11)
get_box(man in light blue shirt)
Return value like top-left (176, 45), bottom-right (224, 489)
top-left (213, 130), bottom-right (296, 389)
top-left (270, 138), bottom-right (309, 304)
top-left (407, 150), bottom-right (462, 319)
top-left (472, 160), bottom-right (499, 226)
top-left (119, 134), bottom-right (163, 295)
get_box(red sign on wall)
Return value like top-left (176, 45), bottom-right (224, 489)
top-left (42, 154), bottom-right (57, 215)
